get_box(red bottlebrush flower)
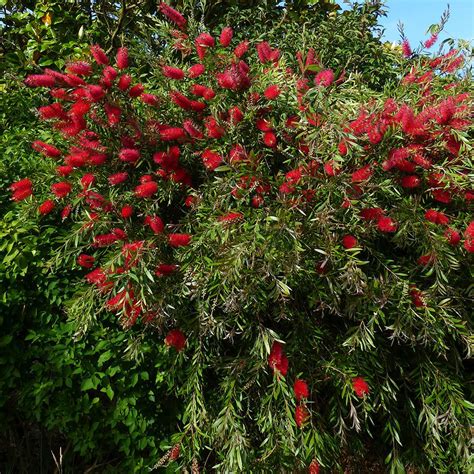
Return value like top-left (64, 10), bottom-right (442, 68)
top-left (50, 88), bottom-right (69, 99)
top-left (162, 65), bottom-right (185, 80)
top-left (464, 221), bottom-right (474, 238)
top-left (218, 212), bottom-right (243, 223)
top-left (116, 47), bottom-right (129, 70)
top-left (256, 41), bottom-right (272, 63)
top-left (351, 165), bottom-right (372, 183)
top-left (81, 173), bottom-right (95, 189)
top-left (401, 39), bottom-right (412, 57)
top-left (87, 84), bottom-right (106, 102)
top-left (418, 254), bottom-right (434, 266)
top-left (202, 149), bottom-right (223, 170)
top-left (196, 33), bottom-right (214, 47)
top-left (108, 172), bottom-right (128, 185)
top-left (183, 119), bottom-right (204, 139)
top-left (165, 329), bottom-right (186, 351)
top-left (10, 178), bottom-right (32, 192)
top-left (464, 239), bottom-right (474, 253)
top-left (190, 84), bottom-right (215, 100)
top-left (141, 93), bottom-right (160, 106)
top-left (425, 209), bottom-right (449, 226)
top-left (352, 377), bottom-right (369, 397)
top-left (294, 379), bottom-right (309, 401)
top-left (24, 74), bottom-right (56, 88)
top-left (129, 84), bottom-right (144, 98)
top-left (401, 175), bottom-right (421, 189)
top-left (264, 84), bottom-right (281, 100)
top-left (120, 205), bottom-right (133, 218)
top-left (295, 405), bottom-right (309, 427)
top-left (135, 181), bottom-right (158, 198)
top-left (61, 204), bottom-right (72, 220)
top-left (367, 126), bottom-right (382, 144)
top-left (315, 69), bottom-right (334, 87)
top-left (251, 195), bottom-right (264, 208)
top-left (90, 44), bottom-right (109, 65)
top-left (410, 286), bottom-right (426, 308)
top-left (424, 33), bottom-right (438, 49)
top-left (119, 148), bottom-right (140, 163)
top-left (268, 341), bottom-right (289, 376)
top-left (229, 144), bottom-right (248, 163)
top-left (12, 187), bottom-right (33, 201)
top-left (309, 459), bottom-right (320, 474)
top-left (159, 2), bottom-right (187, 29)
top-left (11, 178), bottom-right (33, 201)
top-left (360, 207), bottom-right (384, 221)
top-left (341, 198), bottom-right (351, 209)
top-left (204, 116), bottom-right (225, 139)
top-left (70, 100), bottom-right (91, 117)
top-left (338, 140), bottom-right (348, 155)
top-left (431, 189), bottom-right (451, 204)
top-left (195, 33), bottom-right (214, 59)
top-left (38, 103), bottom-right (67, 120)
top-left (424, 209), bottom-right (439, 224)
top-left (377, 216), bottom-right (398, 233)
top-left (93, 233), bottom-right (118, 247)
top-left (220, 26), bottom-right (233, 47)
top-left (232, 40), bottom-right (248, 59)
top-left (463, 221), bottom-right (474, 253)
top-left (51, 181), bottom-right (72, 198)
top-left (66, 61), bottom-right (92, 76)
top-left (342, 235), bottom-right (358, 249)
top-left (263, 132), bottom-right (277, 148)
top-left (156, 264), bottom-right (178, 276)
top-left (140, 174), bottom-right (155, 183)
top-left (169, 444), bottom-right (180, 461)
top-left (323, 160), bottom-right (339, 176)
top-left (77, 254), bottom-right (95, 268)
top-left (286, 169), bottom-right (302, 184)
top-left (38, 199), bottom-right (55, 215)
top-left (32, 140), bottom-right (61, 158)
top-left (279, 182), bottom-right (294, 194)
top-left (111, 228), bottom-right (127, 241)
top-left (118, 74), bottom-right (132, 91)
top-left (465, 190), bottom-right (474, 201)
top-left (168, 233), bottom-right (191, 248)
top-left (85, 268), bottom-right (107, 285)
top-left (104, 103), bottom-right (121, 125)
top-left (188, 64), bottom-right (205, 78)
top-left (256, 118), bottom-right (272, 132)
top-left (89, 153), bottom-right (107, 166)
top-left (64, 73), bottom-right (86, 87)
top-left (184, 195), bottom-right (196, 207)
top-left (144, 215), bottom-right (164, 234)
top-left (160, 127), bottom-right (186, 141)
top-left (444, 228), bottom-right (461, 246)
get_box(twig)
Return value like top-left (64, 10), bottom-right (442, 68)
top-left (106, 0), bottom-right (127, 54)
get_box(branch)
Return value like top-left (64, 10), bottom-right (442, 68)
top-left (106, 0), bottom-right (127, 55)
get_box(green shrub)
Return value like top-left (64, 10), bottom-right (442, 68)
top-left (2, 1), bottom-right (473, 472)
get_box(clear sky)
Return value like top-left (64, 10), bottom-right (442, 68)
top-left (377, 0), bottom-right (473, 45)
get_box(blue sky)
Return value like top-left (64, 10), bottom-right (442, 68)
top-left (376, 0), bottom-right (473, 45)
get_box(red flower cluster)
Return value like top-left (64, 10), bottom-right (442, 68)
top-left (352, 377), bottom-right (370, 398)
top-left (268, 342), bottom-right (288, 376)
top-left (165, 329), bottom-right (187, 351)
top-left (10, 178), bottom-right (33, 201)
top-left (293, 379), bottom-right (309, 401)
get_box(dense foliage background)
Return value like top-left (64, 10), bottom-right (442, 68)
top-left (1, 1), bottom-right (472, 473)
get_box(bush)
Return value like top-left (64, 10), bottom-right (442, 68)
top-left (5, 2), bottom-right (474, 472)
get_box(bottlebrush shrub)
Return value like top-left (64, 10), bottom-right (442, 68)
top-left (15, 7), bottom-right (473, 472)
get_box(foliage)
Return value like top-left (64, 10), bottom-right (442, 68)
top-left (2, 1), bottom-right (474, 473)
